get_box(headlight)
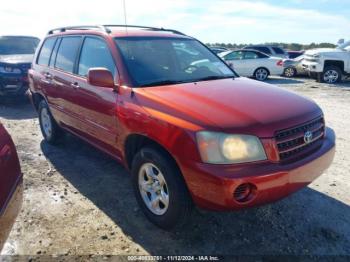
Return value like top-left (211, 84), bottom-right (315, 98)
top-left (196, 131), bottom-right (267, 164)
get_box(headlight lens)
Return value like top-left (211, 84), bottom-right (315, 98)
top-left (196, 131), bottom-right (267, 164)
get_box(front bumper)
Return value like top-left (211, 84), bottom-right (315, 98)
top-left (0, 74), bottom-right (29, 96)
top-left (0, 177), bottom-right (23, 251)
top-left (181, 128), bottom-right (335, 211)
top-left (302, 61), bottom-right (323, 73)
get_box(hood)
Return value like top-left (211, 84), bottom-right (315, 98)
top-left (305, 48), bottom-right (345, 56)
top-left (134, 77), bottom-right (322, 137)
top-left (0, 54), bottom-right (33, 64)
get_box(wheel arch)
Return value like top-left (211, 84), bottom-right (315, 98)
top-left (324, 60), bottom-right (344, 73)
top-left (32, 92), bottom-right (46, 111)
top-left (124, 133), bottom-right (181, 172)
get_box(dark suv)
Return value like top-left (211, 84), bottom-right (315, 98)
top-left (29, 25), bottom-right (335, 229)
top-left (0, 36), bottom-right (40, 97)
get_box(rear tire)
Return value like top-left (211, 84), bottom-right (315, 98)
top-left (320, 66), bottom-right (342, 83)
top-left (38, 100), bottom-right (64, 144)
top-left (131, 147), bottom-right (193, 230)
top-left (254, 67), bottom-right (269, 81)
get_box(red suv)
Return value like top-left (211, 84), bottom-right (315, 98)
top-left (28, 25), bottom-right (335, 229)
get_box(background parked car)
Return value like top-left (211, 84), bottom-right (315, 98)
top-left (209, 46), bottom-right (230, 54)
top-left (0, 123), bottom-right (22, 252)
top-left (243, 45), bottom-right (288, 58)
top-left (0, 36), bottom-right (40, 97)
top-left (283, 55), bottom-right (308, 77)
top-left (287, 50), bottom-right (304, 59)
top-left (302, 40), bottom-right (350, 83)
top-left (219, 49), bottom-right (284, 81)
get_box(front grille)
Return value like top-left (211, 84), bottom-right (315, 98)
top-left (275, 116), bottom-right (325, 162)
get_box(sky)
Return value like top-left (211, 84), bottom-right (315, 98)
top-left (0, 0), bottom-right (349, 44)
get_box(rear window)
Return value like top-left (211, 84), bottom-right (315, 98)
top-left (272, 47), bottom-right (285, 54)
top-left (55, 37), bottom-right (81, 73)
top-left (37, 37), bottom-right (56, 66)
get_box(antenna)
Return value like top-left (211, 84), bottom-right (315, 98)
top-left (123, 0), bottom-right (128, 35)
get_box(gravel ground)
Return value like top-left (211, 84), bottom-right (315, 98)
top-left (0, 76), bottom-right (349, 256)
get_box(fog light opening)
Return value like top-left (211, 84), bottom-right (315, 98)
top-left (233, 183), bottom-right (257, 203)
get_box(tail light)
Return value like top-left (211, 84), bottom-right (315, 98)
top-left (277, 60), bottom-right (283, 66)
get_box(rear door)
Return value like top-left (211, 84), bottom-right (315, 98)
top-left (242, 51), bottom-right (262, 76)
top-left (223, 51), bottom-right (246, 75)
top-left (70, 36), bottom-right (120, 155)
top-left (50, 36), bottom-right (83, 128)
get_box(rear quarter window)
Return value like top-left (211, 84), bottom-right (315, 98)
top-left (272, 47), bottom-right (285, 54)
top-left (55, 36), bottom-right (82, 73)
top-left (37, 37), bottom-right (56, 66)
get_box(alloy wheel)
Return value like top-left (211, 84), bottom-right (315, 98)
top-left (138, 163), bottom-right (169, 215)
top-left (41, 108), bottom-right (52, 139)
top-left (255, 68), bottom-right (268, 81)
top-left (284, 67), bottom-right (295, 77)
top-left (323, 70), bottom-right (339, 83)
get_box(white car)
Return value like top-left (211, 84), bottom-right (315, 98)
top-left (302, 41), bottom-right (350, 83)
top-left (219, 49), bottom-right (284, 81)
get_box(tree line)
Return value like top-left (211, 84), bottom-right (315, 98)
top-left (206, 42), bottom-right (336, 51)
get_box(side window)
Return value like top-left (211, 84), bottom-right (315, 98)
top-left (272, 47), bottom-right (285, 54)
top-left (78, 37), bottom-right (116, 77)
top-left (49, 38), bottom-right (61, 68)
top-left (37, 38), bottom-right (56, 66)
top-left (225, 51), bottom-right (243, 60)
top-left (243, 51), bottom-right (258, 59)
top-left (55, 37), bottom-right (81, 73)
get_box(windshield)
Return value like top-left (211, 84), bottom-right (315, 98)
top-left (337, 40), bottom-right (350, 50)
top-left (115, 37), bottom-right (236, 87)
top-left (0, 36), bottom-right (40, 55)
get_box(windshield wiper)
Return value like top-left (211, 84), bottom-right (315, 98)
top-left (139, 80), bottom-right (186, 87)
top-left (194, 75), bottom-right (235, 82)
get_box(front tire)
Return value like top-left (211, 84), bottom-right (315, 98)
top-left (320, 66), bottom-right (342, 83)
top-left (38, 100), bottom-right (64, 144)
top-left (131, 147), bottom-right (193, 230)
top-left (254, 67), bottom-right (269, 81)
top-left (284, 67), bottom-right (296, 77)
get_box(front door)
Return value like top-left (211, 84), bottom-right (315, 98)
top-left (72, 36), bottom-right (120, 156)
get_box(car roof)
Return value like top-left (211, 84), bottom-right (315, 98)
top-left (46, 25), bottom-right (192, 40)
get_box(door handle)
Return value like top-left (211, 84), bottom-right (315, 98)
top-left (44, 72), bottom-right (53, 80)
top-left (70, 82), bottom-right (80, 89)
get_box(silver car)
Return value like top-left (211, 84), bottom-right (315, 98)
top-left (283, 55), bottom-right (307, 77)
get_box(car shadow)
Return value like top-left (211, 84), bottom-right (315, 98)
top-left (0, 97), bottom-right (37, 120)
top-left (265, 77), bottom-right (305, 85)
top-left (40, 135), bottom-right (350, 255)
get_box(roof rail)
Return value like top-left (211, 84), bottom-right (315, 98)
top-left (47, 25), bottom-right (186, 36)
top-left (47, 25), bottom-right (111, 35)
top-left (102, 25), bottom-right (186, 36)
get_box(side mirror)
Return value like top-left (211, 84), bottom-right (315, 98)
top-left (87, 68), bottom-right (115, 88)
